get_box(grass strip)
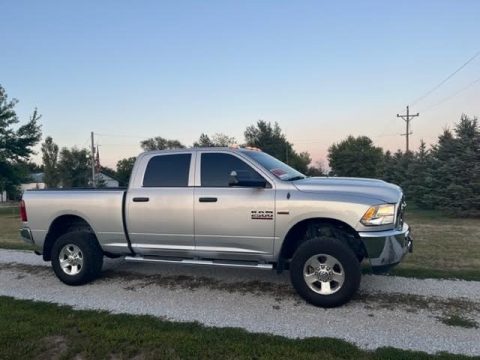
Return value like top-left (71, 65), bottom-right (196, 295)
top-left (0, 296), bottom-right (477, 360)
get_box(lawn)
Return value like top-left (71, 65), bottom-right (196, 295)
top-left (0, 296), bottom-right (474, 360)
top-left (391, 209), bottom-right (480, 281)
top-left (0, 205), bottom-right (479, 280)
top-left (0, 206), bottom-right (34, 251)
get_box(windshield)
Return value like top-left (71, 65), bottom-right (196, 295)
top-left (241, 150), bottom-right (306, 181)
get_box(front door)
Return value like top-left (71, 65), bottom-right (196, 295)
top-left (126, 152), bottom-right (195, 256)
top-left (194, 152), bottom-right (275, 259)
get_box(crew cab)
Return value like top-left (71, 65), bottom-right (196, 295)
top-left (20, 147), bottom-right (412, 307)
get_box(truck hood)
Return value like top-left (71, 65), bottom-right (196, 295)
top-left (292, 177), bottom-right (402, 203)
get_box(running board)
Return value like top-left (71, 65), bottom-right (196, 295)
top-left (124, 256), bottom-right (273, 270)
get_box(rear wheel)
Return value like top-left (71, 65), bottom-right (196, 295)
top-left (290, 237), bottom-right (361, 307)
top-left (51, 231), bottom-right (103, 285)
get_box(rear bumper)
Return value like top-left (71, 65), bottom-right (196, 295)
top-left (359, 223), bottom-right (413, 270)
top-left (20, 227), bottom-right (34, 245)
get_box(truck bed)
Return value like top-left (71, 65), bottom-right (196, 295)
top-left (22, 189), bottom-right (130, 255)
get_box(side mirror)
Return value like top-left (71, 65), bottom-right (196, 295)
top-left (229, 170), bottom-right (267, 188)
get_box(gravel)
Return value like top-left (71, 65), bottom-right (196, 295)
top-left (1, 249), bottom-right (479, 356)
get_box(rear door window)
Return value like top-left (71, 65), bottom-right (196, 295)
top-left (143, 154), bottom-right (191, 187)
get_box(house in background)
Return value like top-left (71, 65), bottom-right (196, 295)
top-left (95, 173), bottom-right (119, 188)
top-left (17, 172), bottom-right (119, 192)
top-left (21, 172), bottom-right (46, 191)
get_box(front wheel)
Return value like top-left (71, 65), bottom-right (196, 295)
top-left (51, 231), bottom-right (103, 286)
top-left (290, 237), bottom-right (361, 307)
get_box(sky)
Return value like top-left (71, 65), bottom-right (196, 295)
top-left (1, 0), bottom-right (479, 168)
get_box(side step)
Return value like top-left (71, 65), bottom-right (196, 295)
top-left (124, 256), bottom-right (273, 270)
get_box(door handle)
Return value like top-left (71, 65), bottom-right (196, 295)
top-left (199, 197), bottom-right (217, 203)
top-left (133, 197), bottom-right (149, 202)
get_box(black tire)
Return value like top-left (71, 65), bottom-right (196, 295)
top-left (290, 237), bottom-right (361, 308)
top-left (51, 231), bottom-right (104, 286)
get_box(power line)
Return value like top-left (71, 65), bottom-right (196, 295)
top-left (410, 49), bottom-right (480, 106)
top-left (421, 76), bottom-right (480, 113)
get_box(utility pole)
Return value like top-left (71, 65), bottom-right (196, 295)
top-left (397, 105), bottom-right (419, 152)
top-left (90, 131), bottom-right (96, 187)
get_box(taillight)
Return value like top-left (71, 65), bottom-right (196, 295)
top-left (20, 200), bottom-right (27, 222)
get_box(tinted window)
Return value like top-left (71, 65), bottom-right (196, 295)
top-left (201, 153), bottom-right (265, 187)
top-left (143, 154), bottom-right (191, 187)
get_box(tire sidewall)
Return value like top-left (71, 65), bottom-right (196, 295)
top-left (290, 237), bottom-right (361, 307)
top-left (51, 231), bottom-right (103, 286)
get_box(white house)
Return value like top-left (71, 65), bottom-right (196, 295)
top-left (96, 173), bottom-right (119, 188)
top-left (21, 172), bottom-right (46, 191)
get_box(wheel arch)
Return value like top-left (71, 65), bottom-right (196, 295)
top-left (278, 217), bottom-right (366, 268)
top-left (43, 214), bottom-right (96, 261)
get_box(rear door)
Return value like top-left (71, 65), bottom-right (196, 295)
top-left (126, 152), bottom-right (195, 256)
top-left (194, 151), bottom-right (276, 259)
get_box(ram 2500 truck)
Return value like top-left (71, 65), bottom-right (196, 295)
top-left (20, 147), bottom-right (412, 307)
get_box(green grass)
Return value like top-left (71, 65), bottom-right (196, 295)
top-left (389, 209), bottom-right (480, 281)
top-left (0, 296), bottom-right (475, 360)
top-left (0, 206), bottom-right (34, 251)
top-left (439, 314), bottom-right (479, 329)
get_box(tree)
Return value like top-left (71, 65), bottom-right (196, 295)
top-left (57, 147), bottom-right (91, 187)
top-left (306, 161), bottom-right (325, 176)
top-left (140, 137), bottom-right (185, 151)
top-left (428, 115), bottom-right (480, 215)
top-left (0, 85), bottom-right (42, 198)
top-left (193, 133), bottom-right (236, 147)
top-left (328, 136), bottom-right (383, 178)
top-left (116, 157), bottom-right (136, 186)
top-left (244, 120), bottom-right (311, 173)
top-left (41, 136), bottom-right (60, 188)
top-left (407, 140), bottom-right (434, 208)
top-left (193, 133), bottom-right (214, 147)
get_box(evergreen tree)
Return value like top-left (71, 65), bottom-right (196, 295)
top-left (431, 115), bottom-right (480, 215)
top-left (408, 140), bottom-right (434, 208)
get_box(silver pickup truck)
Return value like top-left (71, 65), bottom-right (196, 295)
top-left (20, 147), bottom-right (412, 307)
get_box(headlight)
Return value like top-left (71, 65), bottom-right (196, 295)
top-left (361, 204), bottom-right (395, 226)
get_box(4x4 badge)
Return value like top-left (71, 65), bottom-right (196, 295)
top-left (251, 210), bottom-right (273, 220)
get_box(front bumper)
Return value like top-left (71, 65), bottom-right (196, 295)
top-left (359, 223), bottom-right (413, 271)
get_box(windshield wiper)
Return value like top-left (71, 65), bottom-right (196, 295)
top-left (284, 176), bottom-right (306, 181)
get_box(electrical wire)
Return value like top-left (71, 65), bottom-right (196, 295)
top-left (420, 76), bottom-right (480, 113)
top-left (410, 49), bottom-right (480, 106)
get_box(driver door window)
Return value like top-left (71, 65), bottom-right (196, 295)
top-left (201, 153), bottom-right (265, 187)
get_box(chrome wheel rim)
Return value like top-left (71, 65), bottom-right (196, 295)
top-left (303, 254), bottom-right (345, 295)
top-left (59, 244), bottom-right (84, 275)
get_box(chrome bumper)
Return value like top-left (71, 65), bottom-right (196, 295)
top-left (359, 223), bottom-right (413, 270)
top-left (20, 227), bottom-right (34, 245)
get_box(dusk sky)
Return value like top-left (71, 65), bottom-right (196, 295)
top-left (1, 0), bottom-right (479, 168)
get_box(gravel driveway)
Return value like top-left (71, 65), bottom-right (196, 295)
top-left (1, 249), bottom-right (479, 356)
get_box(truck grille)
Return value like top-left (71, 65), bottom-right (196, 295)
top-left (396, 197), bottom-right (406, 230)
